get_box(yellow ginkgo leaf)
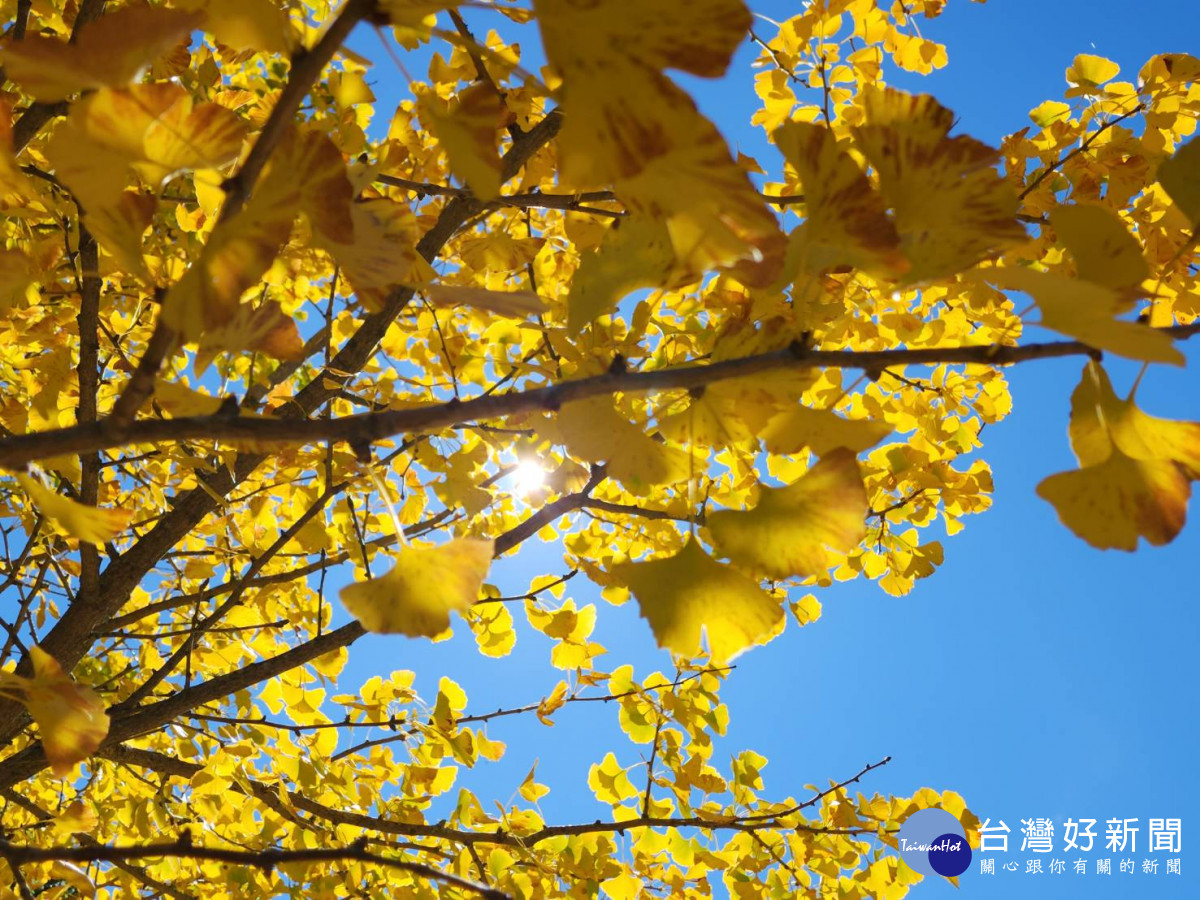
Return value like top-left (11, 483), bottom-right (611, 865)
top-left (198, 300), bottom-right (306, 362)
top-left (183, 0), bottom-right (294, 54)
top-left (1157, 135), bottom-right (1200, 226)
top-left (419, 83), bottom-right (506, 200)
top-left (1070, 362), bottom-right (1200, 477)
top-left (774, 121), bottom-right (905, 277)
top-left (657, 389), bottom-right (756, 450)
top-left (1037, 449), bottom-right (1189, 550)
top-left (534, 0), bottom-right (782, 283)
top-left (423, 284), bottom-right (546, 318)
top-left (17, 474), bottom-right (133, 544)
top-left (68, 84), bottom-right (248, 187)
top-left (0, 6), bottom-right (202, 101)
top-left (612, 537), bottom-right (784, 663)
top-left (706, 449), bottom-right (868, 579)
top-left (53, 800), bottom-right (100, 836)
top-left (315, 198), bottom-right (436, 310)
top-left (853, 88), bottom-right (1024, 282)
top-left (153, 379), bottom-right (225, 418)
top-left (567, 216), bottom-right (684, 332)
top-left (762, 404), bottom-right (892, 457)
top-left (1050, 203), bottom-right (1148, 289)
top-left (0, 647), bottom-right (110, 777)
top-left (339, 539), bottom-right (494, 637)
top-left (1065, 53), bottom-right (1120, 96)
top-left (552, 397), bottom-right (691, 496)
top-left (0, 248), bottom-right (37, 314)
top-left (83, 191), bottom-right (156, 281)
top-left (165, 127), bottom-right (352, 341)
top-left (974, 266), bottom-right (1183, 365)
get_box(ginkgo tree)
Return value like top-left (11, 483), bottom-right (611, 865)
top-left (0, 0), bottom-right (1196, 896)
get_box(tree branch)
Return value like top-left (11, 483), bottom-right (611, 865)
top-left (0, 837), bottom-right (507, 900)
top-left (4, 324), bottom-right (1197, 469)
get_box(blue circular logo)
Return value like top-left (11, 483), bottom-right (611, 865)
top-left (897, 809), bottom-right (972, 877)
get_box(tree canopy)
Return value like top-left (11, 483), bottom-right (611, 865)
top-left (0, 0), bottom-right (1197, 897)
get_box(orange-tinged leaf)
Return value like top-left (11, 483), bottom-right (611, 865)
top-left (762, 405), bottom-right (892, 457)
top-left (534, 0), bottom-right (750, 79)
top-left (423, 284), bottom-right (546, 318)
top-left (774, 121), bottom-right (905, 277)
top-left (1, 7), bottom-right (202, 101)
top-left (165, 128), bottom-right (351, 340)
top-left (853, 88), bottom-right (1023, 282)
top-left (1050, 204), bottom-right (1148, 289)
top-left (70, 84), bottom-right (248, 186)
top-left (419, 83), bottom-right (506, 200)
top-left (534, 0), bottom-right (781, 281)
top-left (1037, 450), bottom-right (1189, 550)
top-left (613, 537), bottom-right (784, 663)
top-left (17, 474), bottom-right (133, 544)
top-left (200, 300), bottom-right (306, 361)
top-left (53, 800), bottom-right (99, 836)
top-left (0, 647), bottom-right (110, 777)
top-left (339, 539), bottom-right (494, 636)
top-left (707, 450), bottom-right (868, 579)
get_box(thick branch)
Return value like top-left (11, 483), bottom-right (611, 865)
top-left (4, 324), bottom-right (1198, 468)
top-left (0, 837), bottom-right (506, 900)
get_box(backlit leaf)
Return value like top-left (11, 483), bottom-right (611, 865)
top-left (0, 647), bottom-right (110, 777)
top-left (613, 537), bottom-right (784, 663)
top-left (1050, 203), bottom-right (1148, 288)
top-left (339, 539), bottom-right (494, 636)
top-left (17, 474), bottom-right (133, 544)
top-left (853, 88), bottom-right (1024, 281)
top-left (1, 7), bottom-right (202, 101)
top-left (707, 449), bottom-right (868, 579)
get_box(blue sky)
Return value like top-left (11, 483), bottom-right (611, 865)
top-left (334, 3), bottom-right (1199, 896)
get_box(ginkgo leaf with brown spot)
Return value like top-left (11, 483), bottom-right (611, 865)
top-left (534, 0), bottom-right (782, 282)
top-left (339, 539), bottom-right (495, 637)
top-left (612, 537), bottom-right (784, 663)
top-left (774, 121), bottom-right (905, 278)
top-left (63, 84), bottom-right (248, 188)
top-left (315, 198), bottom-right (436, 310)
top-left (17, 474), bottom-right (133, 544)
top-left (706, 449), bottom-right (868, 579)
top-left (164, 128), bottom-right (352, 341)
top-left (853, 88), bottom-right (1024, 282)
top-left (1037, 450), bottom-right (1189, 550)
top-left (0, 647), bottom-right (110, 776)
top-left (0, 6), bottom-right (202, 102)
